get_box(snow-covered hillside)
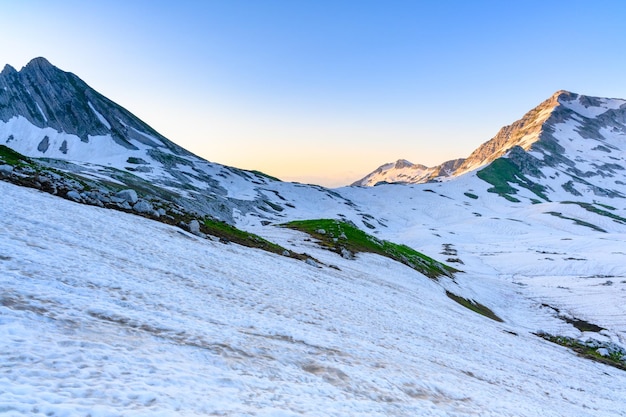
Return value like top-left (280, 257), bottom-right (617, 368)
top-left (0, 58), bottom-right (372, 224)
top-left (3, 178), bottom-right (626, 416)
top-left (2, 58), bottom-right (626, 416)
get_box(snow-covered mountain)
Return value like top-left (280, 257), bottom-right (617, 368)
top-left (0, 58), bottom-right (377, 226)
top-left (352, 158), bottom-right (465, 186)
top-left (355, 90), bottom-right (626, 200)
top-left (2, 58), bottom-right (626, 416)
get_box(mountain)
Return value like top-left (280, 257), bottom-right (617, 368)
top-left (2, 59), bottom-right (626, 416)
top-left (355, 90), bottom-right (626, 202)
top-left (0, 58), bottom-right (376, 227)
top-left (0, 57), bottom-right (181, 152)
top-left (351, 158), bottom-right (465, 186)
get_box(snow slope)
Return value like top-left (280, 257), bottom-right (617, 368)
top-left (2, 181), bottom-right (626, 416)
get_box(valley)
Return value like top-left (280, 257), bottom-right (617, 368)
top-left (1, 58), bottom-right (626, 416)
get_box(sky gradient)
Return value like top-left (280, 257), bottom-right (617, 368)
top-left (3, 0), bottom-right (626, 186)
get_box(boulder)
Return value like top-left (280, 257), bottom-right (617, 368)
top-left (0, 164), bottom-right (13, 175)
top-left (115, 189), bottom-right (138, 204)
top-left (188, 219), bottom-right (201, 235)
top-left (133, 200), bottom-right (153, 214)
top-left (305, 258), bottom-right (321, 268)
top-left (66, 190), bottom-right (82, 201)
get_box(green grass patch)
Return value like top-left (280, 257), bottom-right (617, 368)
top-left (545, 211), bottom-right (607, 233)
top-left (202, 218), bottom-right (294, 257)
top-left (477, 158), bottom-right (549, 203)
top-left (0, 145), bottom-right (32, 166)
top-left (282, 219), bottom-right (457, 280)
top-left (250, 170), bottom-right (281, 182)
top-left (445, 291), bottom-right (503, 322)
top-left (537, 333), bottom-right (626, 371)
top-left (562, 201), bottom-right (626, 224)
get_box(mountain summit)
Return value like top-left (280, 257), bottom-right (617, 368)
top-left (351, 158), bottom-right (464, 186)
top-left (0, 56), bottom-right (182, 153)
top-left (0, 57), bottom-right (373, 225)
top-left (354, 90), bottom-right (626, 201)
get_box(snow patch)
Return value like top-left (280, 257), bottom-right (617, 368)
top-left (88, 101), bottom-right (111, 129)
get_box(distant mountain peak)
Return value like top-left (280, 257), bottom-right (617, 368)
top-left (0, 56), bottom-right (175, 149)
top-left (351, 157), bottom-right (463, 186)
top-left (1, 64), bottom-right (17, 77)
top-left (393, 159), bottom-right (417, 169)
top-left (23, 56), bottom-right (55, 71)
top-left (354, 89), bottom-right (626, 197)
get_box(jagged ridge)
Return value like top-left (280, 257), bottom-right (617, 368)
top-left (354, 90), bottom-right (626, 202)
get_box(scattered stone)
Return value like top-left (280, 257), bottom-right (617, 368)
top-left (126, 157), bottom-right (149, 165)
top-left (305, 258), bottom-right (320, 268)
top-left (316, 229), bottom-right (326, 235)
top-left (0, 164), bottom-right (13, 175)
top-left (66, 190), bottom-right (82, 201)
top-left (133, 200), bottom-right (153, 214)
top-left (188, 219), bottom-right (203, 236)
top-left (597, 348), bottom-right (610, 357)
top-left (282, 250), bottom-right (290, 257)
top-left (115, 189), bottom-right (138, 204)
top-left (340, 247), bottom-right (353, 259)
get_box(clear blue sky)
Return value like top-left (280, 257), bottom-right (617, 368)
top-left (2, 0), bottom-right (626, 186)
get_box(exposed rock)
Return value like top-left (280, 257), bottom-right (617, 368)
top-left (0, 164), bottom-right (13, 174)
top-left (596, 348), bottom-right (610, 357)
top-left (188, 219), bottom-right (202, 236)
top-left (66, 190), bottom-right (82, 201)
top-left (340, 247), bottom-right (354, 259)
top-left (133, 200), bottom-right (153, 214)
top-left (37, 136), bottom-right (50, 153)
top-left (305, 258), bottom-right (321, 268)
top-left (115, 189), bottom-right (138, 204)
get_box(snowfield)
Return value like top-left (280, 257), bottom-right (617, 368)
top-left (2, 180), bottom-right (626, 416)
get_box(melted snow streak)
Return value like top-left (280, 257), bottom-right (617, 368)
top-left (1, 180), bottom-right (626, 416)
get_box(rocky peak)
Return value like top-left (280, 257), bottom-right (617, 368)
top-left (452, 91), bottom-right (564, 176)
top-left (0, 56), bottom-right (180, 151)
top-left (394, 159), bottom-right (423, 169)
top-left (1, 64), bottom-right (17, 77)
top-left (22, 56), bottom-right (55, 72)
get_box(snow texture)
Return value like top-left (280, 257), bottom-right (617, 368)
top-left (2, 179), bottom-right (626, 416)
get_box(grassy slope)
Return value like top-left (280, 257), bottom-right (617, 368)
top-left (282, 219), bottom-right (457, 280)
top-left (477, 158), bottom-right (549, 203)
top-left (0, 145), bottom-right (33, 166)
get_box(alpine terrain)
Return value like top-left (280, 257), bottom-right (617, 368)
top-left (2, 58), bottom-right (626, 416)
